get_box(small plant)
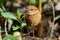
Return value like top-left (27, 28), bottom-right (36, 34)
top-left (12, 10), bottom-right (27, 40)
top-left (0, 4), bottom-right (26, 40)
top-left (12, 10), bottom-right (27, 33)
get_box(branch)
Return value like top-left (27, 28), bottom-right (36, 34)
top-left (5, 19), bottom-right (8, 35)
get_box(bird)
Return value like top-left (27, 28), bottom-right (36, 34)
top-left (25, 6), bottom-right (43, 37)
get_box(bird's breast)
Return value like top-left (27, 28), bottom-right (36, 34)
top-left (26, 13), bottom-right (41, 26)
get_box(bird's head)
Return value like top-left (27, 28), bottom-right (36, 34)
top-left (26, 6), bottom-right (39, 16)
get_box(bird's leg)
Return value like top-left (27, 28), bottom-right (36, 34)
top-left (32, 26), bottom-right (35, 37)
top-left (27, 26), bottom-right (31, 36)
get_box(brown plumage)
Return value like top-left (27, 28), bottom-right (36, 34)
top-left (25, 6), bottom-right (43, 37)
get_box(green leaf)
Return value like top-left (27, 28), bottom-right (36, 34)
top-left (30, 0), bottom-right (36, 5)
top-left (3, 34), bottom-right (18, 40)
top-left (12, 26), bottom-right (20, 31)
top-left (54, 15), bottom-right (60, 21)
top-left (1, 12), bottom-right (17, 20)
top-left (17, 10), bottom-right (21, 20)
top-left (20, 22), bottom-right (26, 28)
top-left (42, 0), bottom-right (47, 3)
top-left (0, 8), bottom-right (3, 13)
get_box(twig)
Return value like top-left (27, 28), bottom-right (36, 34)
top-left (0, 26), bottom-right (2, 40)
top-left (48, 0), bottom-right (55, 38)
top-left (5, 19), bottom-right (8, 35)
top-left (1, 4), bottom-right (6, 11)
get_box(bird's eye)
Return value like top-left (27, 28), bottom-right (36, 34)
top-left (31, 9), bottom-right (33, 11)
